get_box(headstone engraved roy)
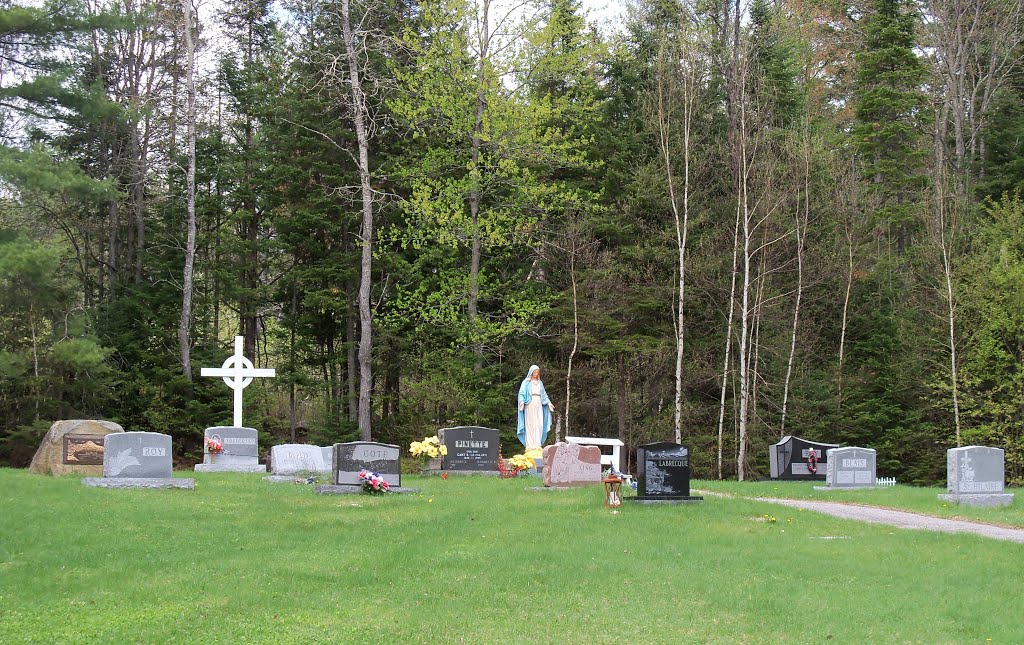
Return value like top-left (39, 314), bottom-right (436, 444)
top-left (82, 431), bottom-right (194, 489)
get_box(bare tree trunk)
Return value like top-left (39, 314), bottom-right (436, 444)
top-left (467, 0), bottom-right (491, 368)
top-left (736, 88), bottom-right (753, 482)
top-left (717, 190), bottom-right (742, 480)
top-left (178, 0), bottom-right (197, 381)
top-left (838, 215), bottom-right (854, 409)
top-left (340, 0), bottom-right (375, 440)
top-left (564, 248), bottom-right (579, 434)
top-left (781, 132), bottom-right (810, 435)
top-left (617, 353), bottom-right (627, 447)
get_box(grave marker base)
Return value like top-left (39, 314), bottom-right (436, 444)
top-left (629, 495), bottom-right (704, 504)
top-left (938, 493), bottom-right (1014, 508)
top-left (194, 463), bottom-right (267, 473)
top-left (314, 485), bottom-right (419, 495)
top-left (82, 477), bottom-right (195, 489)
top-left (814, 486), bottom-right (876, 491)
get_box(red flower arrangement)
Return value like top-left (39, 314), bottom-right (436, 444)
top-left (205, 437), bottom-right (225, 454)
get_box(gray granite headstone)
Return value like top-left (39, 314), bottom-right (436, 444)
top-left (825, 447), bottom-right (877, 489)
top-left (270, 444), bottom-right (333, 475)
top-left (333, 442), bottom-right (401, 487)
top-left (440, 426), bottom-right (500, 472)
top-left (195, 426), bottom-right (266, 472)
top-left (103, 432), bottom-right (173, 478)
top-left (938, 446), bottom-right (1014, 507)
top-left (82, 431), bottom-right (194, 489)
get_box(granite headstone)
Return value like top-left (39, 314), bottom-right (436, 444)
top-left (542, 442), bottom-right (602, 487)
top-left (195, 426), bottom-right (266, 473)
top-left (440, 426), bottom-right (500, 472)
top-left (271, 444), bottom-right (333, 475)
top-left (82, 431), bottom-right (193, 489)
top-left (938, 446), bottom-right (1014, 507)
top-left (769, 435), bottom-right (839, 480)
top-left (825, 446), bottom-right (877, 488)
top-left (631, 442), bottom-right (702, 502)
top-left (333, 442), bottom-right (401, 487)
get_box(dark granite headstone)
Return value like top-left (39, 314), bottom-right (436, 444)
top-left (769, 435), bottom-right (839, 480)
top-left (333, 442), bottom-right (401, 487)
top-left (633, 442), bottom-right (702, 501)
top-left (439, 426), bottom-right (499, 472)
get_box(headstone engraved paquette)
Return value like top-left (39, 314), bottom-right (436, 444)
top-left (938, 446), bottom-right (1014, 507)
top-left (440, 426), bottom-right (500, 473)
top-left (630, 442), bottom-right (703, 504)
top-left (195, 335), bottom-right (272, 473)
top-left (195, 426), bottom-right (267, 473)
top-left (82, 432), bottom-right (194, 489)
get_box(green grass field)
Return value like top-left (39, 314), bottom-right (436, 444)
top-left (1, 469), bottom-right (1022, 643)
top-left (695, 479), bottom-right (1024, 528)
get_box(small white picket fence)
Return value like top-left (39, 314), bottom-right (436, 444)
top-left (876, 477), bottom-right (896, 487)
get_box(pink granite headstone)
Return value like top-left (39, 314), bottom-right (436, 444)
top-left (542, 442), bottom-right (602, 487)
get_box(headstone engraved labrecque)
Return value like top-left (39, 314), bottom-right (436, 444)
top-left (631, 442), bottom-right (703, 503)
top-left (440, 426), bottom-right (500, 473)
top-left (542, 442), bottom-right (601, 487)
top-left (195, 426), bottom-right (266, 473)
top-left (938, 446), bottom-right (1014, 507)
top-left (82, 432), bottom-right (194, 489)
top-left (29, 419), bottom-right (124, 476)
top-left (824, 447), bottom-right (877, 489)
top-left (769, 435), bottom-right (838, 480)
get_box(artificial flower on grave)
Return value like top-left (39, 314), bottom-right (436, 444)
top-left (205, 437), bottom-right (224, 454)
top-left (358, 469), bottom-right (390, 494)
top-left (409, 435), bottom-right (448, 463)
top-left (507, 453), bottom-right (535, 472)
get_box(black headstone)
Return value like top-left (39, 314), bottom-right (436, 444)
top-left (634, 442), bottom-right (702, 501)
top-left (333, 442), bottom-right (401, 487)
top-left (769, 435), bottom-right (839, 481)
top-left (439, 426), bottom-right (499, 471)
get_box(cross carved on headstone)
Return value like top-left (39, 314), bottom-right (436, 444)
top-left (200, 336), bottom-right (275, 427)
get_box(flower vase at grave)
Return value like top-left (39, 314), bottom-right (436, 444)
top-left (427, 457), bottom-right (442, 471)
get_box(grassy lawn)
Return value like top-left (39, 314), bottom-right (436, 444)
top-left (1, 469), bottom-right (1022, 643)
top-left (695, 479), bottom-right (1024, 528)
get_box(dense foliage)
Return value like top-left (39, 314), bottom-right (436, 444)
top-left (1, 0), bottom-right (1022, 484)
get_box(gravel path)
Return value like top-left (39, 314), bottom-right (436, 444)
top-left (756, 497), bottom-right (1024, 544)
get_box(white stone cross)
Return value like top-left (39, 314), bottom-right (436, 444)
top-left (200, 336), bottom-right (275, 427)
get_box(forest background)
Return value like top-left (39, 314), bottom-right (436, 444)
top-left (1, 0), bottom-right (1022, 484)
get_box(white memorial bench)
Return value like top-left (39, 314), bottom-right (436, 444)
top-left (565, 436), bottom-right (624, 473)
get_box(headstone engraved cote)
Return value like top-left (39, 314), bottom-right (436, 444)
top-left (333, 442), bottom-right (401, 487)
top-left (439, 427), bottom-right (500, 472)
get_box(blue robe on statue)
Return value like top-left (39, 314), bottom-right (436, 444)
top-left (516, 364), bottom-right (552, 448)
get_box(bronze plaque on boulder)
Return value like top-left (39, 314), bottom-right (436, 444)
top-left (63, 434), bottom-right (106, 465)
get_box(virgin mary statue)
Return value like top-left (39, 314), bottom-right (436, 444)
top-left (517, 365), bottom-right (554, 457)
